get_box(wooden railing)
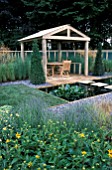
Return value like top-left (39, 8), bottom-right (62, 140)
top-left (0, 50), bottom-right (112, 60)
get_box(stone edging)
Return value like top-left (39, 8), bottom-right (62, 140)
top-left (48, 92), bottom-right (112, 114)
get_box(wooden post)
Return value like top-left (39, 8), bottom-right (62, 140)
top-left (42, 39), bottom-right (47, 80)
top-left (21, 42), bottom-right (24, 61)
top-left (84, 41), bottom-right (89, 76)
top-left (106, 51), bottom-right (108, 60)
top-left (58, 42), bottom-right (61, 62)
top-left (67, 28), bottom-right (70, 37)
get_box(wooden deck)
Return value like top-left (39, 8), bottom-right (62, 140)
top-left (37, 74), bottom-right (112, 89)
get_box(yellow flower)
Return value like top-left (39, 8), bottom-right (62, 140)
top-left (16, 113), bottom-right (19, 117)
top-left (9, 165), bottom-right (12, 169)
top-left (108, 150), bottom-right (112, 158)
top-left (27, 161), bottom-right (33, 167)
top-left (16, 132), bottom-right (21, 139)
top-left (55, 138), bottom-right (58, 141)
top-left (6, 139), bottom-right (10, 143)
top-left (35, 155), bottom-right (40, 159)
top-left (51, 166), bottom-right (55, 168)
top-left (3, 127), bottom-right (7, 130)
top-left (108, 149), bottom-right (112, 154)
top-left (43, 164), bottom-right (47, 167)
top-left (74, 139), bottom-right (77, 142)
top-left (82, 151), bottom-right (87, 155)
top-left (37, 168), bottom-right (41, 170)
top-left (79, 133), bottom-right (85, 138)
top-left (49, 133), bottom-right (53, 137)
top-left (97, 139), bottom-right (100, 142)
top-left (0, 155), bottom-right (2, 159)
top-left (14, 144), bottom-right (19, 149)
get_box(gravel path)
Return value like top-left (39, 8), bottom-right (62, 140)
top-left (0, 80), bottom-right (52, 88)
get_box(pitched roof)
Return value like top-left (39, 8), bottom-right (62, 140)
top-left (18, 24), bottom-right (90, 42)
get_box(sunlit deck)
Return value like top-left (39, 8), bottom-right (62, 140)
top-left (37, 74), bottom-right (112, 89)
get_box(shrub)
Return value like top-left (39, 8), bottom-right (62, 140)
top-left (30, 40), bottom-right (45, 84)
top-left (93, 43), bottom-right (105, 76)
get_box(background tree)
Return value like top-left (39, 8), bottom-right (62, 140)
top-left (30, 40), bottom-right (45, 85)
top-left (0, 0), bottom-right (112, 49)
top-left (0, 0), bottom-right (28, 49)
top-left (93, 43), bottom-right (105, 76)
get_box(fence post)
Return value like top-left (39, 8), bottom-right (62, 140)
top-left (106, 51), bottom-right (108, 60)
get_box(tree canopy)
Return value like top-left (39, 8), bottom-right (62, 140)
top-left (0, 0), bottom-right (112, 49)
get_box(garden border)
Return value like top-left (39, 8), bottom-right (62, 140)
top-left (48, 92), bottom-right (112, 114)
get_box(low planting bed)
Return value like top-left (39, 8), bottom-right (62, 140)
top-left (42, 83), bottom-right (111, 102)
top-left (0, 84), bottom-right (112, 169)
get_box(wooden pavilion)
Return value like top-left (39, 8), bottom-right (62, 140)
top-left (18, 24), bottom-right (90, 79)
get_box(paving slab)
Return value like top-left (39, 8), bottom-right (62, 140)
top-left (78, 80), bottom-right (95, 84)
top-left (91, 82), bottom-right (108, 87)
top-left (104, 85), bottom-right (112, 90)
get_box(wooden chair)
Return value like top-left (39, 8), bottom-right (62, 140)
top-left (47, 66), bottom-right (52, 76)
top-left (58, 60), bottom-right (71, 76)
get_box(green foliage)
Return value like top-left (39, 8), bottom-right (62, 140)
top-left (30, 40), bottom-right (45, 84)
top-left (93, 43), bottom-right (105, 76)
top-left (0, 0), bottom-right (112, 49)
top-left (0, 65), bottom-right (2, 82)
top-left (0, 106), bottom-right (112, 169)
top-left (0, 84), bottom-right (66, 110)
top-left (16, 59), bottom-right (24, 80)
top-left (14, 96), bottom-right (48, 127)
top-left (103, 60), bottom-right (112, 72)
top-left (7, 63), bottom-right (15, 81)
top-left (50, 84), bottom-right (87, 101)
top-left (1, 64), bottom-right (7, 82)
top-left (0, 57), bottom-right (31, 82)
top-left (0, 84), bottom-right (112, 169)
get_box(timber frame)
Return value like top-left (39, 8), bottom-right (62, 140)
top-left (18, 24), bottom-right (90, 79)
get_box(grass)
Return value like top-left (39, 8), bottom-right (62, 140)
top-left (0, 84), bottom-right (67, 107)
top-left (0, 84), bottom-right (67, 127)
